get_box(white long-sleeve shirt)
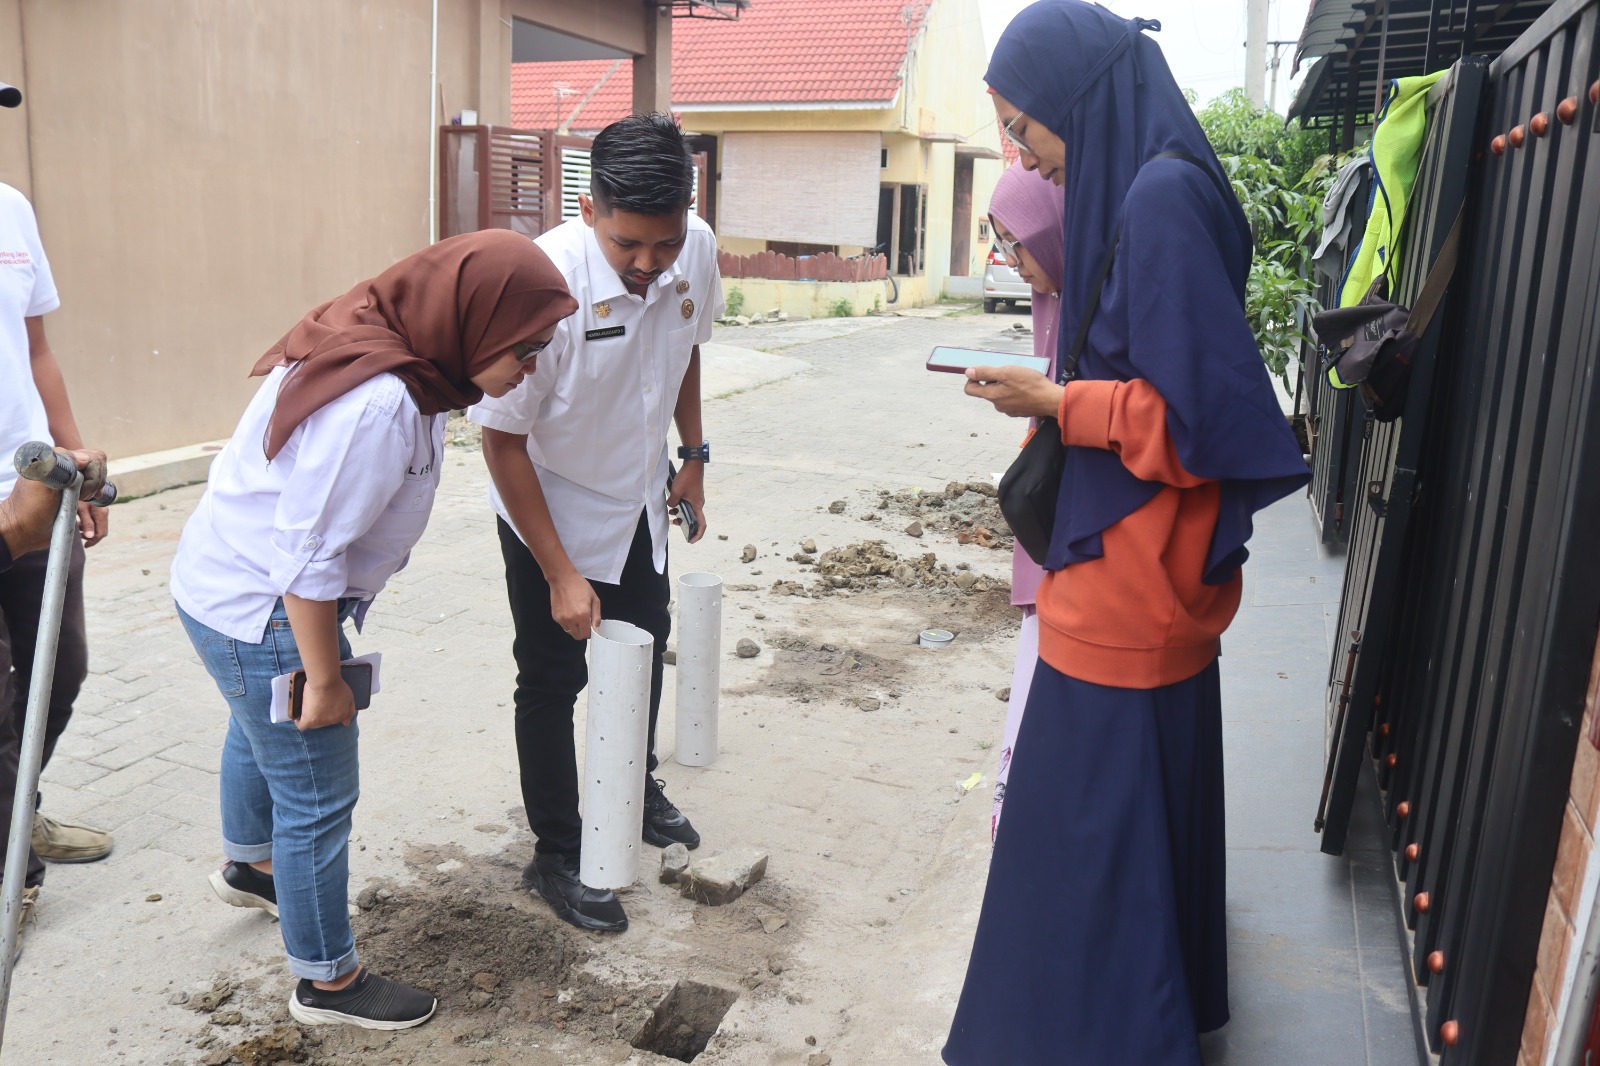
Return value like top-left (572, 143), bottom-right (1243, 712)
top-left (467, 214), bottom-right (723, 584)
top-left (171, 366), bottom-right (444, 642)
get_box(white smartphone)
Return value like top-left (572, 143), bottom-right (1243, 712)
top-left (926, 345), bottom-right (1049, 376)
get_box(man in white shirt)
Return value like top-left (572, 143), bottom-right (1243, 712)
top-left (469, 114), bottom-right (723, 933)
top-left (0, 84), bottom-right (115, 934)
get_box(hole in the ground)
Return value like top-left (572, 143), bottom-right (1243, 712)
top-left (630, 979), bottom-right (739, 1062)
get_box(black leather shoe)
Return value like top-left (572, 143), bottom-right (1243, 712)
top-left (642, 776), bottom-right (701, 850)
top-left (521, 853), bottom-right (628, 933)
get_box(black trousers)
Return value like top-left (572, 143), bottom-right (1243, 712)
top-left (497, 513), bottom-right (670, 857)
top-left (0, 539), bottom-right (87, 887)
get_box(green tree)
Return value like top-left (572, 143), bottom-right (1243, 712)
top-left (1193, 89), bottom-right (1348, 390)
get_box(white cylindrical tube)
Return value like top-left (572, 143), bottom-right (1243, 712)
top-left (674, 572), bottom-right (722, 767)
top-left (580, 620), bottom-right (653, 890)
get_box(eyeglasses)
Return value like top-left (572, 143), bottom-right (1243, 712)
top-left (511, 338), bottom-right (551, 363)
top-left (996, 235), bottom-right (1024, 265)
top-left (1000, 113), bottom-right (1033, 154)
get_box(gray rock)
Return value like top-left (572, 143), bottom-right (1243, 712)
top-left (856, 697), bottom-right (881, 712)
top-left (792, 552), bottom-right (816, 564)
top-left (996, 687), bottom-right (1011, 701)
top-left (662, 649), bottom-right (677, 665)
top-left (376, 887), bottom-right (395, 902)
top-left (801, 538), bottom-right (817, 553)
top-left (765, 308), bottom-right (782, 319)
top-left (356, 885), bottom-right (381, 910)
top-left (905, 521), bottom-right (923, 537)
top-left (660, 842), bottom-right (690, 884)
top-left (468, 990), bottom-right (494, 1008)
top-left (741, 544), bottom-right (758, 563)
top-left (828, 500), bottom-right (846, 514)
top-left (736, 638), bottom-right (761, 658)
top-left (680, 849), bottom-right (769, 906)
top-left (731, 314), bottom-right (752, 327)
top-left (761, 912), bottom-right (790, 934)
top-left (953, 571), bottom-right (977, 590)
top-left (166, 991), bottom-right (190, 1006)
top-left (209, 1009), bottom-right (243, 1027)
top-left (808, 1054), bottom-right (834, 1066)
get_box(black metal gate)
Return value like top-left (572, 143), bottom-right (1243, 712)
top-left (1314, 2), bottom-right (1600, 1062)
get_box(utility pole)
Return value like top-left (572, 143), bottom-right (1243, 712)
top-left (1267, 40), bottom-right (1297, 113)
top-left (1245, 0), bottom-right (1269, 106)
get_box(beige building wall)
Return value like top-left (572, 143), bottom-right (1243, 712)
top-left (0, 0), bottom-right (660, 460)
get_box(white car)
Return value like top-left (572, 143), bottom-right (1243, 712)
top-left (982, 244), bottom-right (1033, 313)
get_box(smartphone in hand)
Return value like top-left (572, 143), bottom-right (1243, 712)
top-left (288, 662), bottom-right (374, 721)
top-left (926, 345), bottom-right (1050, 376)
top-left (666, 461), bottom-right (701, 542)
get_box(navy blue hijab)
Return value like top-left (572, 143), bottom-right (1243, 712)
top-left (987, 1), bottom-right (1309, 582)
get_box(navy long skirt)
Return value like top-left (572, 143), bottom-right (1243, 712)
top-left (942, 657), bottom-right (1229, 1066)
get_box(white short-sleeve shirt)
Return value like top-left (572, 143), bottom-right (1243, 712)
top-left (0, 183), bottom-right (61, 500)
top-left (171, 367), bottom-right (445, 642)
top-left (468, 212), bottom-right (724, 584)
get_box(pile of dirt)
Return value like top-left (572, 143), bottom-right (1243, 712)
top-left (802, 540), bottom-right (1003, 596)
top-left (868, 483), bottom-right (1012, 550)
top-left (757, 635), bottom-right (905, 704)
top-left (171, 841), bottom-right (798, 1065)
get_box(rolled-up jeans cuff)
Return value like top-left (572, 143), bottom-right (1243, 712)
top-left (222, 838), bottom-right (274, 864)
top-left (286, 946), bottom-right (360, 983)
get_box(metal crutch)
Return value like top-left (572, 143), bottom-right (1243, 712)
top-left (0, 442), bottom-right (117, 1047)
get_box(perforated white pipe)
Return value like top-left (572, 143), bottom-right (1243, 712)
top-left (674, 573), bottom-right (722, 767)
top-left (580, 620), bottom-right (653, 890)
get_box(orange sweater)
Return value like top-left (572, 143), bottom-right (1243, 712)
top-left (1036, 378), bottom-right (1241, 689)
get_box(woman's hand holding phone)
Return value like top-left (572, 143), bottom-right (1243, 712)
top-left (297, 674), bottom-right (357, 731)
top-left (963, 365), bottom-right (1065, 419)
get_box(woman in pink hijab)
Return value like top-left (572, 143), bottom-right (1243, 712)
top-left (986, 162), bottom-right (1065, 840)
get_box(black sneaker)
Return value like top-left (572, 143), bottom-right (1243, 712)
top-left (208, 861), bottom-right (277, 918)
top-left (288, 969), bottom-right (436, 1030)
top-left (522, 852), bottom-right (628, 933)
top-left (643, 776), bottom-right (701, 850)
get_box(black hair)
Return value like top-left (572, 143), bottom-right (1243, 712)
top-left (589, 112), bottom-right (695, 216)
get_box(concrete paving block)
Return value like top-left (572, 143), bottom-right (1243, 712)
top-left (103, 811), bottom-right (184, 855)
top-left (680, 849), bottom-right (769, 906)
top-left (49, 732), bottom-right (113, 763)
top-left (153, 762), bottom-right (219, 801)
top-left (59, 710), bottom-right (118, 737)
top-left (159, 741), bottom-right (222, 773)
top-left (88, 733), bottom-right (180, 771)
top-left (85, 755), bottom-right (182, 798)
top-left (76, 783), bottom-right (185, 831)
top-left (37, 756), bottom-right (113, 790)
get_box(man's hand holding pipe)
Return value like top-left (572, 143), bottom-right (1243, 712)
top-left (0, 448), bottom-right (108, 559)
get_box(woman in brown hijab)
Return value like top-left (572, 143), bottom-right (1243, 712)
top-left (170, 231), bottom-right (577, 1031)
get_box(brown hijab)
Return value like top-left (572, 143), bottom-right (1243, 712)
top-left (251, 230), bottom-right (577, 459)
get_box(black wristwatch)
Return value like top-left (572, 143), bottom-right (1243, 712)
top-left (677, 441), bottom-right (711, 463)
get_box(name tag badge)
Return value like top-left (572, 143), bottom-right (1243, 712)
top-left (585, 325), bottom-right (626, 341)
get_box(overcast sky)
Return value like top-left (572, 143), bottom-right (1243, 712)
top-left (976, 0), bottom-right (1315, 112)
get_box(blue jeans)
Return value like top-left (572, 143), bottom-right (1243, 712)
top-left (177, 599), bottom-right (360, 982)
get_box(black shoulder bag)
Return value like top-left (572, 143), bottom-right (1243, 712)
top-left (999, 151), bottom-right (1231, 566)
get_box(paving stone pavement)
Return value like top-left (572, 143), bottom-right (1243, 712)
top-left (2, 309), bottom-right (1419, 1065)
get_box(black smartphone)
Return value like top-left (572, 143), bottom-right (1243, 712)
top-left (666, 461), bottom-right (701, 542)
top-left (289, 662), bottom-right (374, 721)
top-left (926, 345), bottom-right (1050, 376)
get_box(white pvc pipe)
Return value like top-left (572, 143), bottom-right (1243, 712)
top-left (580, 620), bottom-right (653, 890)
top-left (674, 572), bottom-right (722, 767)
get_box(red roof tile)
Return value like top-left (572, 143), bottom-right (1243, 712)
top-left (512, 0), bottom-right (934, 129)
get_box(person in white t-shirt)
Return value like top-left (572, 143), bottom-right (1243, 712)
top-left (469, 114), bottom-right (724, 934)
top-left (171, 231), bottom-right (577, 1030)
top-left (0, 169), bottom-right (117, 932)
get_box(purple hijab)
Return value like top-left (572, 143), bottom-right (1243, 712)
top-left (989, 162), bottom-right (1065, 606)
top-left (986, 1), bottom-right (1309, 582)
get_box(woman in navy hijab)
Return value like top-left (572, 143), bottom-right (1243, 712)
top-left (944, 4), bottom-right (1309, 1063)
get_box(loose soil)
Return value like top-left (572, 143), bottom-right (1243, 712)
top-left (169, 843), bottom-right (801, 1066)
top-left (863, 482), bottom-right (1013, 552)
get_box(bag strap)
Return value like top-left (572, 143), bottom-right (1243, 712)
top-left (1058, 149), bottom-right (1229, 385)
top-left (1404, 207), bottom-right (1465, 338)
